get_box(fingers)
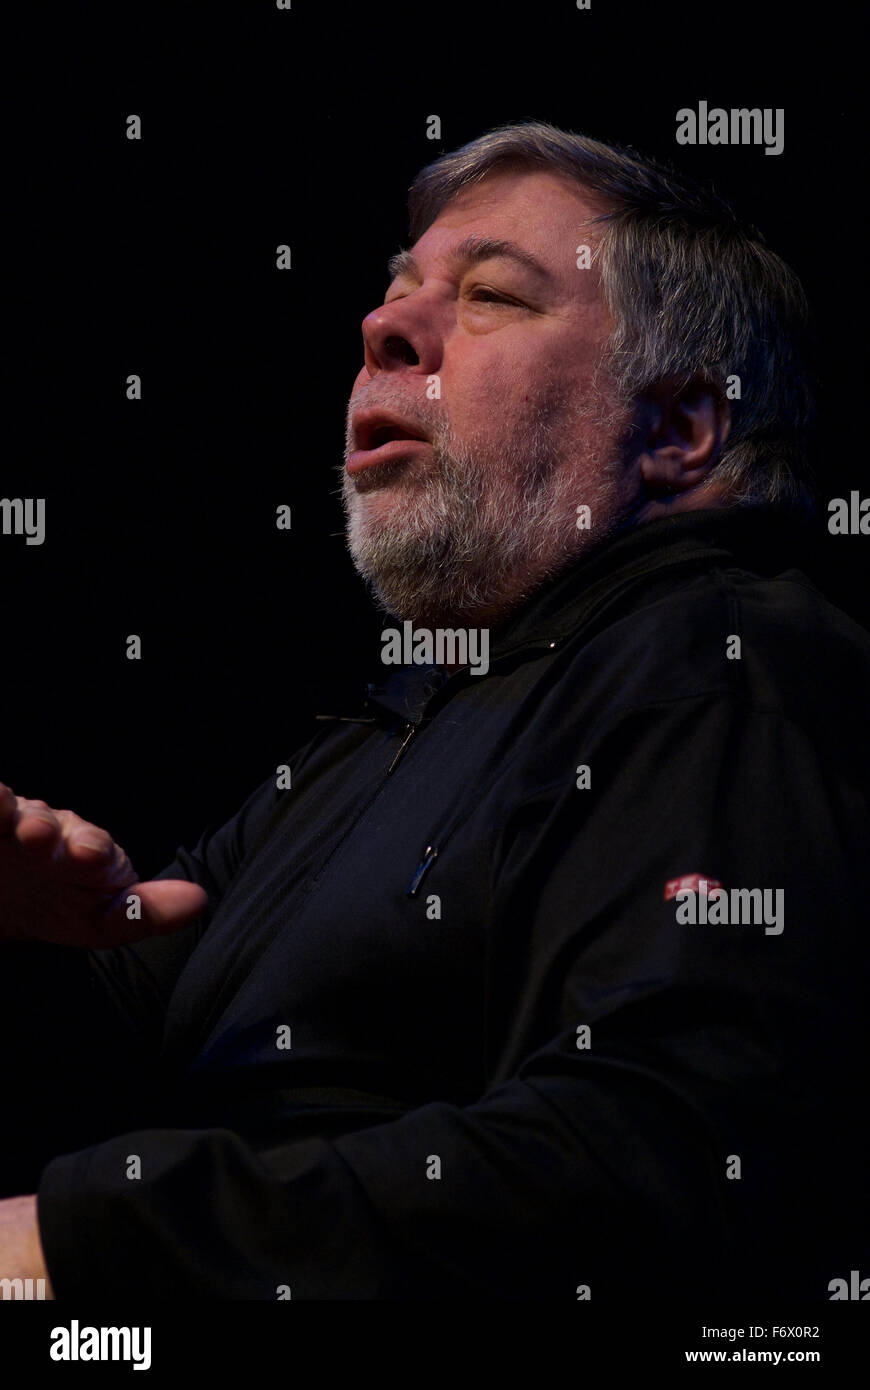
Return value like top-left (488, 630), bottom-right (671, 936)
top-left (0, 783), bottom-right (209, 946)
top-left (66, 826), bottom-right (115, 860)
top-left (0, 785), bottom-right (118, 864)
top-left (8, 797), bottom-right (63, 854)
top-left (0, 784), bottom-right (61, 847)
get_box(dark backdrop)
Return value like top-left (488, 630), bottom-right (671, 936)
top-left (5, 0), bottom-right (865, 877)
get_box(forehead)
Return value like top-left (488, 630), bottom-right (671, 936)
top-left (409, 168), bottom-right (609, 286)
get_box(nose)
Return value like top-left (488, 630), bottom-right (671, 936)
top-left (361, 295), bottom-right (441, 379)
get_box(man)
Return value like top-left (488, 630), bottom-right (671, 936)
top-left (1, 121), bottom-right (867, 1301)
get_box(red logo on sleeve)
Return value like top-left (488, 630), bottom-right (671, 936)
top-left (663, 874), bottom-right (723, 901)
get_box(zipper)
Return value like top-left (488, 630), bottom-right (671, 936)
top-left (387, 722), bottom-right (418, 774)
top-left (404, 711), bottom-right (533, 897)
top-left (407, 844), bottom-right (439, 896)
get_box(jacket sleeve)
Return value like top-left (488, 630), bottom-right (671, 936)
top-left (34, 692), bottom-right (869, 1299)
top-left (83, 769), bottom-right (287, 1049)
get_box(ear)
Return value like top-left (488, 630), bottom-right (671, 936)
top-left (637, 375), bottom-right (731, 499)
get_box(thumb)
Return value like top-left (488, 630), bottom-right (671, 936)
top-left (107, 879), bottom-right (210, 936)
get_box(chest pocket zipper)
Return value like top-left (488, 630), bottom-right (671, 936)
top-left (407, 844), bottom-right (439, 896)
top-left (400, 639), bottom-right (569, 899)
top-left (404, 718), bottom-right (534, 898)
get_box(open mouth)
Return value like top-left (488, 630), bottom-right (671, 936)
top-left (367, 423), bottom-right (427, 448)
top-left (347, 412), bottom-right (432, 475)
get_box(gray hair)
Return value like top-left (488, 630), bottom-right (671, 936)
top-left (407, 121), bottom-right (818, 517)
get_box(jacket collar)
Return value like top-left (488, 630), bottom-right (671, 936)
top-left (363, 507), bottom-right (815, 725)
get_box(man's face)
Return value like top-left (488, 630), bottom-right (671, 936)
top-left (341, 167), bottom-right (636, 628)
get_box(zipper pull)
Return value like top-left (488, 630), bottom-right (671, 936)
top-left (407, 844), bottom-right (439, 897)
top-left (387, 722), bottom-right (416, 774)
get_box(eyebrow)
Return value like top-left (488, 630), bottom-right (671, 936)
top-left (386, 233), bottom-right (555, 288)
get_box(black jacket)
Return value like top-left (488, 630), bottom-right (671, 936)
top-left (5, 507), bottom-right (869, 1300)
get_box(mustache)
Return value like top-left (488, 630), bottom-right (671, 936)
top-left (344, 387), bottom-right (446, 447)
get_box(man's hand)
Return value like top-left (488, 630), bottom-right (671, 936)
top-left (0, 782), bottom-right (208, 947)
top-left (0, 1195), bottom-right (54, 1299)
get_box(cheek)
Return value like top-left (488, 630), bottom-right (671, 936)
top-left (441, 329), bottom-right (602, 434)
top-left (441, 338), bottom-right (537, 419)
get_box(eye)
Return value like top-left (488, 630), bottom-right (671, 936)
top-left (467, 286), bottom-right (523, 307)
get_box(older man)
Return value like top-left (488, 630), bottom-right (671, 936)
top-left (1, 122), bottom-right (867, 1301)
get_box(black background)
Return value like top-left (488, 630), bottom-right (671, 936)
top-left (5, 0), bottom-right (866, 877)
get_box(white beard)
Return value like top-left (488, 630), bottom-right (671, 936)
top-left (340, 382), bottom-right (630, 628)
